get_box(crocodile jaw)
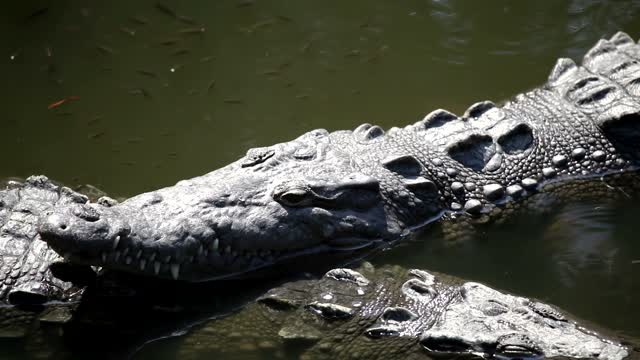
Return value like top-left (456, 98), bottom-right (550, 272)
top-left (39, 196), bottom-right (389, 282)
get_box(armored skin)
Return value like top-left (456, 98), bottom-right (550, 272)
top-left (174, 263), bottom-right (634, 360)
top-left (1, 259), bottom-right (635, 359)
top-left (38, 32), bottom-right (640, 282)
top-left (0, 176), bottom-right (94, 305)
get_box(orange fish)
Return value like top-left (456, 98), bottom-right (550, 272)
top-left (47, 96), bottom-right (80, 109)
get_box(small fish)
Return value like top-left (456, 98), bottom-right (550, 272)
top-left (129, 16), bottom-right (150, 25)
top-left (632, 260), bottom-right (640, 264)
top-left (295, 94), bottom-right (309, 99)
top-left (363, 55), bottom-right (378, 63)
top-left (171, 48), bottom-right (190, 56)
top-left (88, 132), bottom-right (106, 140)
top-left (236, 0), bottom-right (254, 7)
top-left (206, 79), bottom-right (216, 93)
top-left (45, 47), bottom-right (53, 57)
top-left (187, 89), bottom-right (199, 95)
top-left (159, 37), bottom-right (181, 46)
top-left (136, 69), bottom-right (157, 78)
top-left (128, 88), bottom-right (151, 98)
top-left (248, 18), bottom-right (277, 32)
top-left (223, 99), bottom-right (244, 104)
top-left (177, 15), bottom-right (197, 25)
top-left (178, 27), bottom-right (205, 35)
top-left (300, 41), bottom-right (312, 53)
top-left (126, 137), bottom-right (144, 144)
top-left (345, 49), bottom-right (361, 57)
top-left (155, 3), bottom-right (177, 18)
top-left (169, 64), bottom-right (183, 73)
top-left (276, 15), bottom-right (293, 22)
top-left (96, 44), bottom-right (115, 55)
top-left (119, 27), bottom-right (136, 37)
top-left (47, 96), bottom-right (80, 109)
top-left (87, 115), bottom-right (103, 125)
top-left (24, 7), bottom-right (49, 23)
top-left (260, 69), bottom-right (280, 76)
top-left (278, 61), bottom-right (292, 69)
top-left (199, 55), bottom-right (215, 63)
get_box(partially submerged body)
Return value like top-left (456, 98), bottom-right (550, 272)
top-left (174, 263), bottom-right (635, 360)
top-left (38, 32), bottom-right (640, 282)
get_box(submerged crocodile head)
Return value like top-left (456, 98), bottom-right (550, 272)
top-left (38, 129), bottom-right (421, 281)
top-left (176, 264), bottom-right (631, 360)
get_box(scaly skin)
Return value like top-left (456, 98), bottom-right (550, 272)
top-left (0, 176), bottom-right (97, 305)
top-left (38, 32), bottom-right (640, 281)
top-left (174, 263), bottom-right (635, 360)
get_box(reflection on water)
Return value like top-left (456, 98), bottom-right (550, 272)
top-left (1, 0), bottom-right (640, 359)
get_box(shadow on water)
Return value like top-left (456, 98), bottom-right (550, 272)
top-left (1, 0), bottom-right (640, 359)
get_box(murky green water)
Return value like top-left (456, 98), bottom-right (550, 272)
top-left (2, 1), bottom-right (640, 359)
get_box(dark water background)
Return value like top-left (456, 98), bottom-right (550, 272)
top-left (1, 0), bottom-right (640, 359)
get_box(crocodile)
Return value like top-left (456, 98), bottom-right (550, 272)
top-left (37, 32), bottom-right (640, 282)
top-left (1, 258), bottom-right (637, 360)
top-left (170, 263), bottom-right (636, 360)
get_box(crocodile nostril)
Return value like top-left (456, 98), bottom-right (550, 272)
top-left (59, 224), bottom-right (67, 230)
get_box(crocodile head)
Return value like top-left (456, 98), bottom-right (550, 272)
top-left (38, 129), bottom-right (415, 281)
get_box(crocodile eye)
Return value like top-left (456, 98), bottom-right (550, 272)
top-left (277, 189), bottom-right (310, 207)
top-left (495, 334), bottom-right (542, 360)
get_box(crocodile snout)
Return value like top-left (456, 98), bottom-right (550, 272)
top-left (39, 203), bottom-right (100, 238)
top-left (38, 203), bottom-right (122, 257)
top-left (41, 211), bottom-right (71, 234)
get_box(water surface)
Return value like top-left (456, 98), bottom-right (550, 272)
top-left (1, 1), bottom-right (639, 359)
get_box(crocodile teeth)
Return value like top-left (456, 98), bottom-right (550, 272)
top-left (135, 250), bottom-right (142, 259)
top-left (140, 259), bottom-right (146, 270)
top-left (125, 256), bottom-right (132, 265)
top-left (112, 236), bottom-right (121, 250)
top-left (170, 263), bottom-right (180, 280)
top-left (211, 239), bottom-right (219, 251)
top-left (101, 252), bottom-right (107, 263)
top-left (114, 251), bottom-right (121, 262)
top-left (224, 245), bottom-right (231, 254)
top-left (149, 252), bottom-right (156, 262)
top-left (197, 245), bottom-right (204, 256)
top-left (154, 261), bottom-right (161, 275)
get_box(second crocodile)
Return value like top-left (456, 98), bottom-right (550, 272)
top-left (171, 263), bottom-right (635, 360)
